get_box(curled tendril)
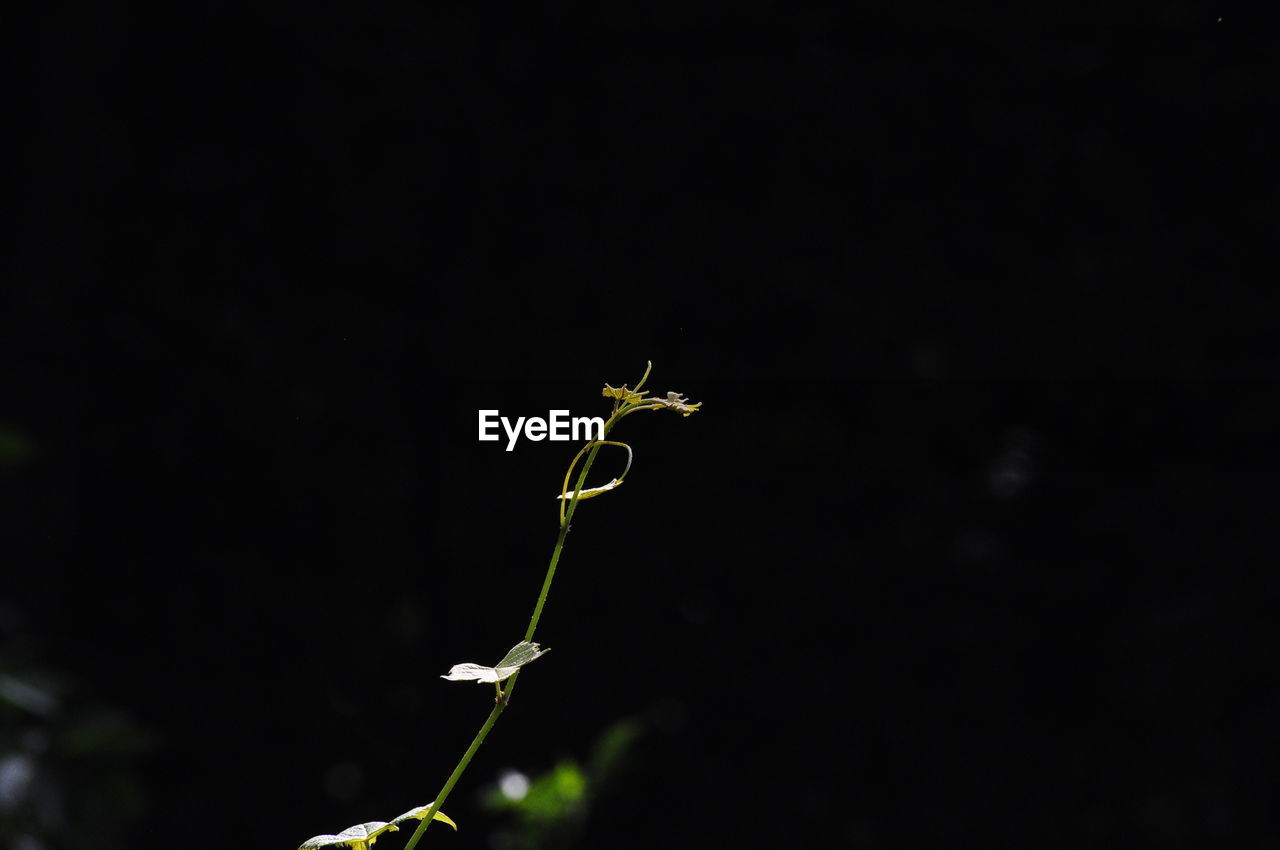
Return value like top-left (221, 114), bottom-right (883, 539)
top-left (557, 440), bottom-right (634, 525)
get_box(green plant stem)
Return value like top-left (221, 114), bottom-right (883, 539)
top-left (401, 695), bottom-right (506, 850)
top-left (402, 426), bottom-right (613, 850)
top-left (528, 437), bottom-right (608, 641)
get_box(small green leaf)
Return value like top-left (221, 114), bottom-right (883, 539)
top-left (554, 478), bottom-right (622, 501)
top-left (495, 641), bottom-right (548, 670)
top-left (602, 383), bottom-right (644, 404)
top-left (393, 804), bottom-right (459, 831)
top-left (442, 641), bottom-right (549, 684)
top-left (655, 391), bottom-right (701, 416)
top-left (300, 804), bottom-right (456, 850)
top-left (441, 663), bottom-right (505, 683)
top-left (440, 663), bottom-right (500, 683)
top-left (298, 821), bottom-right (397, 850)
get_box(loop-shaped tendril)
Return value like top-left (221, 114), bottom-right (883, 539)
top-left (556, 440), bottom-right (634, 526)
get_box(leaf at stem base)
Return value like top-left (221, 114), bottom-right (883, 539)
top-left (298, 805), bottom-right (456, 849)
top-left (441, 641), bottom-right (549, 684)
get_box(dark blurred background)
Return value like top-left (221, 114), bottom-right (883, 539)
top-left (4, 2), bottom-right (1276, 849)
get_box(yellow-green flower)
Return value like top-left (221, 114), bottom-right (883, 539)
top-left (602, 383), bottom-right (645, 405)
top-left (652, 391), bottom-right (702, 417)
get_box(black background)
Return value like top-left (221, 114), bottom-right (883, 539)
top-left (4, 2), bottom-right (1277, 849)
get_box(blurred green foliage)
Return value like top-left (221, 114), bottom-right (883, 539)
top-left (0, 650), bottom-right (151, 849)
top-left (2, 425), bottom-right (149, 848)
top-left (482, 718), bottom-right (642, 850)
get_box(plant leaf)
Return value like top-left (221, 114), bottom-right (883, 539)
top-left (393, 804), bottom-right (459, 831)
top-left (298, 821), bottom-right (397, 850)
top-left (442, 641), bottom-right (549, 684)
top-left (602, 383), bottom-right (644, 404)
top-left (440, 663), bottom-right (504, 683)
top-left (494, 641), bottom-right (548, 670)
top-left (299, 804), bottom-right (456, 850)
top-left (554, 478), bottom-right (622, 500)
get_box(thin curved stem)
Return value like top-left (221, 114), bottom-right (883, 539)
top-left (535, 434), bottom-right (609, 638)
top-left (403, 418), bottom-right (615, 850)
top-left (401, 695), bottom-right (506, 850)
